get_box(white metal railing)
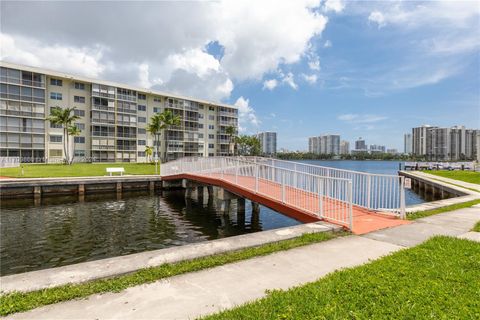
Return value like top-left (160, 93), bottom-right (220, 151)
top-left (246, 157), bottom-right (406, 218)
top-left (0, 157), bottom-right (20, 168)
top-left (162, 156), bottom-right (354, 228)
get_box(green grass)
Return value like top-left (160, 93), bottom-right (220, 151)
top-left (0, 162), bottom-right (158, 178)
top-left (0, 232), bottom-right (339, 316)
top-left (204, 236), bottom-right (480, 320)
top-left (407, 199), bottom-right (480, 220)
top-left (425, 170), bottom-right (480, 185)
top-left (473, 221), bottom-right (480, 232)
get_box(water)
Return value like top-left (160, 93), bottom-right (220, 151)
top-left (296, 160), bottom-right (425, 206)
top-left (0, 190), bottom-right (300, 276)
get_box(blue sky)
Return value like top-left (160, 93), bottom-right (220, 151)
top-left (1, 0), bottom-right (479, 151)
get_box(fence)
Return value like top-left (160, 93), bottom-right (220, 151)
top-left (162, 157), bottom-right (354, 228)
top-left (248, 157), bottom-right (406, 218)
top-left (0, 157), bottom-right (20, 168)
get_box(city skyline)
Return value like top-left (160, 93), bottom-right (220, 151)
top-left (1, 1), bottom-right (478, 151)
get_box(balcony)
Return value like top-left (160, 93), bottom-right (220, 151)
top-left (92, 104), bottom-right (115, 112)
top-left (91, 131), bottom-right (115, 137)
top-left (116, 94), bottom-right (137, 102)
top-left (0, 109), bottom-right (45, 118)
top-left (91, 145), bottom-right (115, 150)
top-left (0, 93), bottom-right (45, 103)
top-left (91, 118), bottom-right (115, 125)
top-left (218, 120), bottom-right (237, 127)
top-left (117, 120), bottom-right (137, 127)
top-left (92, 91), bottom-right (115, 99)
top-left (116, 133), bottom-right (137, 139)
top-left (2, 126), bottom-right (45, 134)
top-left (116, 145), bottom-right (137, 151)
top-left (117, 108), bottom-right (137, 114)
top-left (218, 111), bottom-right (238, 118)
top-left (0, 76), bottom-right (46, 88)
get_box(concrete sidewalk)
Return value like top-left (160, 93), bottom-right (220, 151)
top-left (7, 205), bottom-right (480, 320)
top-left (414, 171), bottom-right (480, 193)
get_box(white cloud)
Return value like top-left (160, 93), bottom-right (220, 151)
top-left (166, 48), bottom-right (221, 78)
top-left (234, 96), bottom-right (259, 133)
top-left (323, 40), bottom-right (332, 48)
top-left (263, 79), bottom-right (278, 90)
top-left (282, 72), bottom-right (298, 90)
top-left (323, 0), bottom-right (345, 13)
top-left (338, 114), bottom-right (388, 123)
top-left (368, 11), bottom-right (386, 28)
top-left (0, 33), bottom-right (105, 78)
top-left (302, 73), bottom-right (318, 84)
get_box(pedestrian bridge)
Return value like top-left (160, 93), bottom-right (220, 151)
top-left (161, 157), bottom-right (410, 234)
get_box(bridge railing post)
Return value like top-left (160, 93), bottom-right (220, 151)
top-left (399, 176), bottom-right (406, 219)
top-left (235, 159), bottom-right (239, 184)
top-left (318, 177), bottom-right (324, 219)
top-left (367, 175), bottom-right (371, 210)
top-left (282, 170), bottom-right (286, 203)
top-left (255, 164), bottom-right (259, 193)
top-left (348, 180), bottom-right (353, 231)
top-left (221, 158), bottom-right (225, 180)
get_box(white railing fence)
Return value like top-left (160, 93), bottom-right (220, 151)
top-left (162, 157), bottom-right (356, 228)
top-left (0, 157), bottom-right (20, 168)
top-left (248, 157), bottom-right (406, 218)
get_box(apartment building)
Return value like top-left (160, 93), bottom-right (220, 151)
top-left (257, 131), bottom-right (277, 155)
top-left (369, 144), bottom-right (386, 153)
top-left (308, 134), bottom-right (340, 155)
top-left (340, 140), bottom-right (350, 155)
top-left (403, 133), bottom-right (412, 154)
top-left (0, 62), bottom-right (238, 163)
top-left (411, 125), bottom-right (479, 161)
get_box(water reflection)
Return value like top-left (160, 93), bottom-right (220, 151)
top-left (0, 190), bottom-right (300, 276)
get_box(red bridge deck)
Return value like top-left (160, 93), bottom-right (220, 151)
top-left (163, 173), bottom-right (410, 235)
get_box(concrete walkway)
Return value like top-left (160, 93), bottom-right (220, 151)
top-left (7, 205), bottom-right (480, 320)
top-left (415, 171), bottom-right (480, 192)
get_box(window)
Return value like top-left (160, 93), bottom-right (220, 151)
top-left (74, 150), bottom-right (85, 157)
top-left (153, 98), bottom-right (161, 102)
top-left (74, 109), bottom-right (85, 117)
top-left (199, 124), bottom-right (204, 129)
top-left (75, 123), bottom-right (85, 130)
top-left (50, 92), bottom-right (62, 100)
top-left (49, 149), bottom-right (62, 157)
top-left (208, 153), bottom-right (214, 157)
top-left (74, 137), bottom-right (85, 143)
top-left (209, 106), bottom-right (214, 111)
top-left (138, 128), bottom-right (146, 134)
top-left (74, 96), bottom-right (85, 103)
top-left (50, 122), bottom-right (62, 129)
top-left (138, 116), bottom-right (146, 123)
top-left (138, 151), bottom-right (146, 157)
top-left (199, 105), bottom-right (204, 110)
top-left (208, 144), bottom-right (214, 149)
top-left (138, 105), bottom-right (146, 111)
top-left (138, 140), bottom-right (146, 146)
top-left (199, 114), bottom-right (204, 119)
top-left (153, 107), bottom-right (159, 113)
top-left (209, 134), bottom-right (215, 139)
top-left (50, 135), bottom-right (62, 143)
top-left (208, 125), bottom-right (215, 130)
top-left (74, 82), bottom-right (85, 90)
top-left (138, 93), bottom-right (146, 100)
top-left (50, 78), bottom-right (63, 86)
top-left (208, 115), bottom-right (215, 120)
top-left (198, 133), bottom-right (204, 138)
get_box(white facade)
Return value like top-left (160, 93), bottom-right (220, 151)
top-left (308, 134), bottom-right (340, 155)
top-left (403, 133), bottom-right (412, 154)
top-left (257, 131), bottom-right (277, 155)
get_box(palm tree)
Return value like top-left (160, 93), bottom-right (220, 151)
top-left (46, 107), bottom-right (80, 164)
top-left (145, 146), bottom-right (153, 163)
top-left (67, 125), bottom-right (82, 165)
top-left (225, 125), bottom-right (237, 156)
top-left (147, 110), bottom-right (181, 172)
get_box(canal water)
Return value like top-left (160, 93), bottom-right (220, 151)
top-left (0, 191), bottom-right (300, 276)
top-left (0, 160), bottom-right (426, 276)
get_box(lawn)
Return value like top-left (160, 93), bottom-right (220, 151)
top-left (407, 199), bottom-right (480, 220)
top-left (0, 232), bottom-right (339, 316)
top-left (425, 170), bottom-right (480, 185)
top-left (473, 221), bottom-right (480, 232)
top-left (0, 163), bottom-right (158, 178)
top-left (205, 236), bottom-right (480, 320)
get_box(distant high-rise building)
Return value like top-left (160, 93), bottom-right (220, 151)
top-left (308, 134), bottom-right (340, 155)
top-left (257, 131), bottom-right (277, 155)
top-left (340, 140), bottom-right (350, 155)
top-left (369, 145), bottom-right (386, 153)
top-left (354, 137), bottom-right (367, 152)
top-left (404, 133), bottom-right (412, 154)
top-left (411, 125), bottom-right (479, 161)
top-left (386, 148), bottom-right (398, 154)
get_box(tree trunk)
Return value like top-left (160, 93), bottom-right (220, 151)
top-left (63, 127), bottom-right (68, 165)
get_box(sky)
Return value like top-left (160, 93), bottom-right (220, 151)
top-left (1, 0), bottom-right (479, 151)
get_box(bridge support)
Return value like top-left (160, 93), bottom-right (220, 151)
top-left (237, 198), bottom-right (246, 228)
top-left (251, 201), bottom-right (261, 231)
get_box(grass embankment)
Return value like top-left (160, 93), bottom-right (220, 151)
top-left (0, 232), bottom-right (339, 316)
top-left (0, 163), bottom-right (157, 178)
top-left (425, 170), bottom-right (480, 185)
top-left (407, 199), bottom-right (480, 220)
top-left (473, 221), bottom-right (480, 232)
top-left (205, 236), bottom-right (480, 320)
